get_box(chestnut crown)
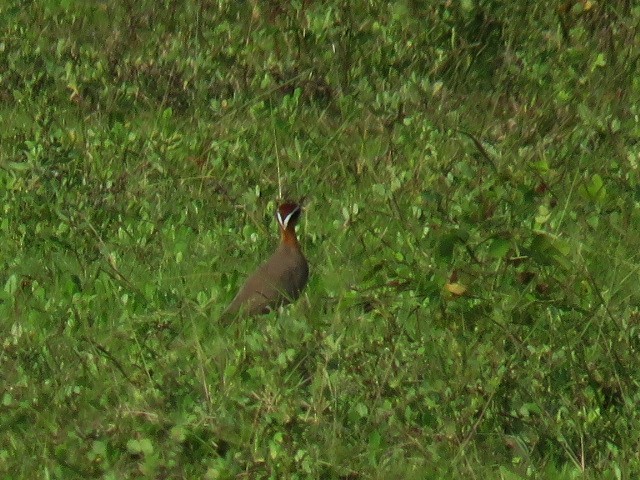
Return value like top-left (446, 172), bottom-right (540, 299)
top-left (276, 202), bottom-right (302, 230)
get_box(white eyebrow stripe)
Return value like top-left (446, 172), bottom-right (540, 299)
top-left (279, 205), bottom-right (300, 229)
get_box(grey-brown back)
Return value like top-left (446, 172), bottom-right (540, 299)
top-left (223, 243), bottom-right (308, 318)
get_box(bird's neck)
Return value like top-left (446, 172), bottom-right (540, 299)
top-left (280, 227), bottom-right (300, 248)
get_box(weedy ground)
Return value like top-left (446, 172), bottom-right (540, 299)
top-left (2, 1), bottom-right (640, 479)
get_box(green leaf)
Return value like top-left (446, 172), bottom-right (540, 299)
top-left (535, 205), bottom-right (551, 225)
top-left (437, 232), bottom-right (458, 259)
top-left (585, 173), bottom-right (606, 202)
top-left (5, 162), bottom-right (31, 172)
top-left (355, 403), bottom-right (368, 417)
top-left (487, 237), bottom-right (510, 259)
top-left (4, 275), bottom-right (18, 295)
top-left (528, 232), bottom-right (570, 268)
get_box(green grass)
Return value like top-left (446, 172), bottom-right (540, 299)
top-left (2, 1), bottom-right (640, 478)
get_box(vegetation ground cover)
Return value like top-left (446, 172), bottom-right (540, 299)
top-left (2, 1), bottom-right (640, 478)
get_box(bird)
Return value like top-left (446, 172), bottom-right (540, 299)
top-left (222, 201), bottom-right (309, 319)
